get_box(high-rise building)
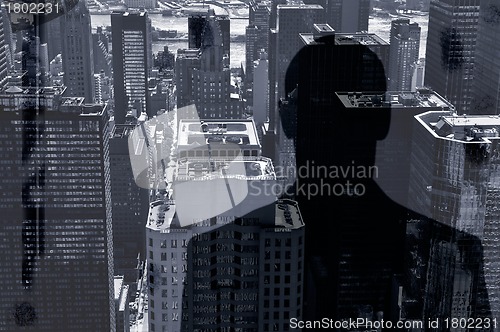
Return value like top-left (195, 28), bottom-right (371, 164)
top-left (146, 198), bottom-right (305, 332)
top-left (60, 1), bottom-right (95, 102)
top-left (110, 124), bottom-right (150, 283)
top-left (277, 29), bottom-right (402, 320)
top-left (187, 7), bottom-right (230, 59)
top-left (146, 120), bottom-right (305, 332)
top-left (336, 89), bottom-right (454, 207)
top-left (245, 0), bottom-right (270, 86)
top-left (471, 0), bottom-right (500, 115)
top-left (269, 4), bottom-right (324, 136)
top-left (0, 8), bottom-right (9, 90)
top-left (388, 19), bottom-right (421, 91)
top-left (125, 0), bottom-right (157, 9)
top-left (409, 111), bottom-right (500, 321)
top-left (176, 19), bottom-right (243, 119)
top-left (252, 51), bottom-right (269, 124)
top-left (112, 11), bottom-right (153, 123)
top-left (93, 27), bottom-right (112, 77)
top-left (0, 89), bottom-right (115, 331)
top-left (114, 276), bottom-right (130, 332)
top-left (303, 0), bottom-right (370, 33)
top-left (424, 0), bottom-right (480, 114)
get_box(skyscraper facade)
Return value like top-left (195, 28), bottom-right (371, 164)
top-left (146, 120), bottom-right (305, 332)
top-left (245, 0), bottom-right (270, 87)
top-left (388, 19), bottom-right (421, 91)
top-left (409, 111), bottom-right (500, 321)
top-left (110, 124), bottom-right (149, 283)
top-left (112, 11), bottom-right (153, 123)
top-left (471, 0), bottom-right (500, 115)
top-left (0, 8), bottom-right (9, 90)
top-left (176, 19), bottom-right (242, 119)
top-left (60, 1), bottom-right (95, 102)
top-left (0, 89), bottom-right (115, 331)
top-left (424, 0), bottom-right (480, 114)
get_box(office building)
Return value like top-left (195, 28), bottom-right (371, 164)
top-left (268, 4), bottom-right (324, 140)
top-left (110, 124), bottom-right (150, 283)
top-left (146, 197), bottom-right (304, 332)
top-left (336, 89), bottom-right (454, 207)
top-left (424, 0), bottom-right (480, 114)
top-left (112, 11), bottom-right (153, 123)
top-left (176, 19), bottom-right (243, 119)
top-left (60, 0), bottom-right (95, 102)
top-left (410, 58), bottom-right (425, 91)
top-left (125, 0), bottom-right (157, 9)
top-left (146, 120), bottom-right (304, 330)
top-left (93, 27), bottom-right (112, 77)
top-left (388, 19), bottom-right (421, 91)
top-left (472, 0), bottom-right (500, 115)
top-left (187, 7), bottom-right (230, 60)
top-left (252, 51), bottom-right (269, 124)
top-left (0, 89), bottom-right (115, 331)
top-left (245, 0), bottom-right (270, 86)
top-left (0, 8), bottom-right (9, 90)
top-left (409, 111), bottom-right (500, 321)
top-left (114, 276), bottom-right (130, 332)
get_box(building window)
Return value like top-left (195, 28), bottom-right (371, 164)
top-left (149, 238), bottom-right (153, 247)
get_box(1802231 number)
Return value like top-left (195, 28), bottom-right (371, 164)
top-left (6, 2), bottom-right (60, 14)
top-left (443, 318), bottom-right (497, 329)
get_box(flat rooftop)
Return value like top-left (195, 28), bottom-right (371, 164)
top-left (336, 89), bottom-right (454, 110)
top-left (417, 111), bottom-right (500, 143)
top-left (277, 4), bottom-right (323, 10)
top-left (174, 157), bottom-right (275, 181)
top-left (300, 31), bottom-right (387, 46)
top-left (146, 199), bottom-right (303, 231)
top-left (1, 85), bottom-right (66, 96)
top-left (112, 124), bottom-right (136, 139)
top-left (274, 199), bottom-right (304, 230)
top-left (146, 200), bottom-right (178, 231)
top-left (177, 119), bottom-right (260, 148)
top-left (335, 33), bottom-right (388, 46)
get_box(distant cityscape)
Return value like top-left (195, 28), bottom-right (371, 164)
top-left (2, 0), bottom-right (500, 331)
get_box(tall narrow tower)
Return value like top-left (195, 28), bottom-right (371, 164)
top-left (112, 11), bottom-right (152, 123)
top-left (60, 1), bottom-right (95, 102)
top-left (388, 19), bottom-right (420, 91)
top-left (424, 0), bottom-right (480, 114)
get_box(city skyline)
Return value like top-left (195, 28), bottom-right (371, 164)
top-left (2, 0), bottom-right (500, 331)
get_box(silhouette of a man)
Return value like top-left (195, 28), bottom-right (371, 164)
top-left (279, 31), bottom-right (492, 325)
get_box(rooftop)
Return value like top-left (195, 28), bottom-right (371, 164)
top-left (1, 85), bottom-right (66, 96)
top-left (174, 156), bottom-right (275, 181)
top-left (112, 124), bottom-right (136, 139)
top-left (146, 200), bottom-right (178, 231)
top-left (146, 198), bottom-right (303, 232)
top-left (300, 31), bottom-right (388, 47)
top-left (335, 33), bottom-right (389, 46)
top-left (417, 111), bottom-right (500, 143)
top-left (277, 4), bottom-right (323, 10)
top-left (274, 199), bottom-right (304, 230)
top-left (177, 119), bottom-right (260, 148)
top-left (336, 89), bottom-right (454, 110)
